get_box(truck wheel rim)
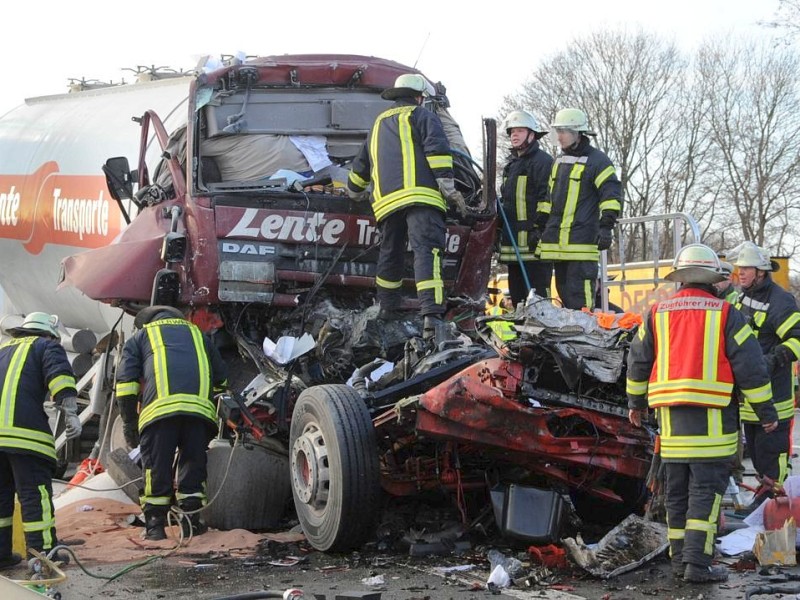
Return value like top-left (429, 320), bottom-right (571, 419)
top-left (291, 423), bottom-right (330, 509)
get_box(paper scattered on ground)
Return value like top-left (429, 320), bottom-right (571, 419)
top-left (718, 525), bottom-right (764, 556)
top-left (263, 333), bottom-right (316, 364)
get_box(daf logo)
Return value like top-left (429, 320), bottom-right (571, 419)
top-left (222, 242), bottom-right (276, 256)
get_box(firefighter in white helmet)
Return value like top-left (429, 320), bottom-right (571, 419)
top-left (347, 73), bottom-right (465, 340)
top-left (732, 242), bottom-right (800, 507)
top-left (497, 110), bottom-right (553, 304)
top-left (627, 243), bottom-right (777, 583)
top-left (0, 312), bottom-right (80, 569)
top-left (540, 108), bottom-right (622, 309)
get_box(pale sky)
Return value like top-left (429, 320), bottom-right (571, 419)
top-left (0, 0), bottom-right (781, 153)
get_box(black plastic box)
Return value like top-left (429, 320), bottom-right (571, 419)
top-left (490, 484), bottom-right (565, 544)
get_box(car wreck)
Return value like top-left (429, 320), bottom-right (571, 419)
top-left (0, 53), bottom-right (654, 552)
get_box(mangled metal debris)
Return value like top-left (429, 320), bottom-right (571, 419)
top-left (562, 514), bottom-right (668, 578)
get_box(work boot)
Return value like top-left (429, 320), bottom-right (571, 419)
top-left (178, 498), bottom-right (208, 538)
top-left (670, 556), bottom-right (684, 578)
top-left (422, 315), bottom-right (444, 341)
top-left (683, 563), bottom-right (729, 583)
top-left (377, 307), bottom-right (403, 321)
top-left (143, 506), bottom-right (168, 541)
top-left (0, 552), bottom-right (22, 570)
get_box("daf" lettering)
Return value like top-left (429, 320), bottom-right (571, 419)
top-left (222, 242), bottom-right (275, 255)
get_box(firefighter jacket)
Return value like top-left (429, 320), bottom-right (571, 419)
top-left (540, 137), bottom-right (622, 262)
top-left (115, 318), bottom-right (229, 432)
top-left (735, 275), bottom-right (800, 422)
top-left (627, 286), bottom-right (777, 461)
top-left (498, 142), bottom-right (553, 263)
top-left (0, 335), bottom-right (77, 463)
top-left (347, 98), bottom-right (453, 222)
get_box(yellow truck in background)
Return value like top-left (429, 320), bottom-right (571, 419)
top-left (490, 212), bottom-right (792, 315)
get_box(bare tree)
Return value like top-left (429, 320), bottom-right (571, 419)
top-left (695, 37), bottom-right (800, 257)
top-left (500, 29), bottom-right (708, 261)
top-left (759, 0), bottom-right (800, 41)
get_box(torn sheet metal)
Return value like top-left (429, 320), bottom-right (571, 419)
top-left (562, 514), bottom-right (668, 578)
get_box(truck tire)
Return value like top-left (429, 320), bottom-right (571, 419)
top-left (289, 384), bottom-right (380, 552)
top-left (203, 438), bottom-right (291, 531)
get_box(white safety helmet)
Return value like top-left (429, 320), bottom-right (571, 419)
top-left (381, 74), bottom-right (434, 100)
top-left (665, 243), bottom-right (726, 284)
top-left (502, 110), bottom-right (548, 137)
top-left (718, 261), bottom-right (734, 276)
top-left (8, 312), bottom-right (61, 339)
top-left (552, 108), bottom-right (595, 135)
top-left (731, 241), bottom-right (780, 272)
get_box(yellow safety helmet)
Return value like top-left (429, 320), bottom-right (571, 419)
top-left (381, 74), bottom-right (434, 100)
top-left (665, 243), bottom-right (726, 284)
top-left (552, 108), bottom-right (595, 135)
top-left (8, 312), bottom-right (60, 339)
top-left (731, 241), bottom-right (780, 272)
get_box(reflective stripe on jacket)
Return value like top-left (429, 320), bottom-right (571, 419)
top-left (627, 286), bottom-right (777, 461)
top-left (540, 138), bottom-right (621, 261)
top-left (347, 99), bottom-right (451, 222)
top-left (115, 318), bottom-right (229, 431)
top-left (736, 275), bottom-right (800, 421)
top-left (498, 142), bottom-right (553, 263)
top-left (0, 335), bottom-right (77, 462)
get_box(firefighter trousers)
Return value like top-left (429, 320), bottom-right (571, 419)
top-left (743, 419), bottom-right (792, 484)
top-left (506, 260), bottom-right (552, 305)
top-left (375, 206), bottom-right (446, 317)
top-left (553, 261), bottom-right (597, 310)
top-left (0, 451), bottom-right (57, 557)
top-left (664, 461), bottom-right (729, 568)
top-left (139, 417), bottom-right (211, 511)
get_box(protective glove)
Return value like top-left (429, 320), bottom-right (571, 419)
top-left (765, 345), bottom-right (795, 373)
top-left (436, 178), bottom-right (469, 218)
top-left (597, 227), bottom-right (613, 251)
top-left (117, 395), bottom-right (140, 448)
top-left (59, 396), bottom-right (82, 441)
top-left (528, 228), bottom-right (542, 252)
top-left (347, 187), bottom-right (369, 202)
top-left (123, 422), bottom-right (140, 449)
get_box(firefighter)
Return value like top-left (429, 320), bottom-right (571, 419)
top-left (715, 260), bottom-right (745, 482)
top-left (116, 306), bottom-right (228, 540)
top-left (540, 108), bottom-right (622, 310)
top-left (732, 242), bottom-right (800, 504)
top-left (627, 244), bottom-right (777, 583)
top-left (0, 312), bottom-right (80, 569)
top-left (714, 261), bottom-right (740, 303)
top-left (498, 109), bottom-right (553, 304)
top-left (347, 73), bottom-right (466, 340)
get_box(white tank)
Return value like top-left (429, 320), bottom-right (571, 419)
top-left (0, 78), bottom-right (191, 333)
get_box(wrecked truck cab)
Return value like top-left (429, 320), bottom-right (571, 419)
top-left (61, 54), bottom-right (496, 372)
top-left (289, 301), bottom-right (654, 552)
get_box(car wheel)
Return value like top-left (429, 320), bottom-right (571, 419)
top-left (290, 384), bottom-right (380, 552)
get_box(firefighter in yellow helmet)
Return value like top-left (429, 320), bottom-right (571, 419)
top-left (627, 243), bottom-right (777, 583)
top-left (347, 73), bottom-right (465, 340)
top-left (732, 242), bottom-right (800, 505)
top-left (497, 110), bottom-right (553, 304)
top-left (540, 108), bottom-right (622, 309)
